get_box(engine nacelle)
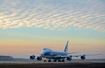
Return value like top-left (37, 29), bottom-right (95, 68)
top-left (30, 55), bottom-right (35, 60)
top-left (37, 56), bottom-right (42, 61)
top-left (67, 56), bottom-right (72, 61)
top-left (81, 55), bottom-right (86, 60)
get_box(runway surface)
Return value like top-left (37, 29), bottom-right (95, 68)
top-left (0, 63), bottom-right (105, 68)
top-left (0, 59), bottom-right (105, 63)
top-left (0, 59), bottom-right (105, 68)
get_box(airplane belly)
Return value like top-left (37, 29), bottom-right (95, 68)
top-left (43, 55), bottom-right (65, 59)
top-left (42, 55), bottom-right (66, 59)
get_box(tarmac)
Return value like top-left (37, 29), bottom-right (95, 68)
top-left (0, 59), bottom-right (105, 68)
top-left (0, 62), bottom-right (105, 68)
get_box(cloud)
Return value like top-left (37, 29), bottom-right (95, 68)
top-left (0, 0), bottom-right (105, 31)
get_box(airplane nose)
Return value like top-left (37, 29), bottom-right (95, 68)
top-left (41, 50), bottom-right (45, 56)
top-left (41, 50), bottom-right (49, 56)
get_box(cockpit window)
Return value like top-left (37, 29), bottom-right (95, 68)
top-left (43, 48), bottom-right (46, 50)
top-left (43, 48), bottom-right (52, 51)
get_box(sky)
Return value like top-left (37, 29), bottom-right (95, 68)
top-left (0, 0), bottom-right (105, 59)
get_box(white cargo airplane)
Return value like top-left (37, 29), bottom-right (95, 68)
top-left (30, 41), bottom-right (99, 62)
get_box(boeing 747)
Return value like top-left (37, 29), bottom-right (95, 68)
top-left (29, 41), bottom-right (99, 62)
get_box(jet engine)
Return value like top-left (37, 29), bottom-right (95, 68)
top-left (37, 56), bottom-right (42, 61)
top-left (67, 56), bottom-right (72, 61)
top-left (81, 55), bottom-right (86, 60)
top-left (30, 55), bottom-right (35, 60)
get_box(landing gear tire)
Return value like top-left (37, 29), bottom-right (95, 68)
top-left (48, 59), bottom-right (51, 62)
top-left (54, 59), bottom-right (57, 62)
top-left (58, 59), bottom-right (61, 62)
top-left (44, 60), bottom-right (46, 62)
top-left (62, 59), bottom-right (65, 62)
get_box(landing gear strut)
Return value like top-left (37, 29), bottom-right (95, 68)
top-left (44, 60), bottom-right (46, 62)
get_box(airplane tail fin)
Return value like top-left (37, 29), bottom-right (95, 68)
top-left (64, 41), bottom-right (69, 53)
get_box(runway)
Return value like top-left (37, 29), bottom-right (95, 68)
top-left (0, 59), bottom-right (105, 63)
top-left (0, 59), bottom-right (105, 68)
top-left (0, 62), bottom-right (105, 68)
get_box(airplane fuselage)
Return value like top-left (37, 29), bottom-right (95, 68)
top-left (41, 48), bottom-right (67, 59)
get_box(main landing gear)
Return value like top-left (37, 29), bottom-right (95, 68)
top-left (48, 59), bottom-right (51, 62)
top-left (44, 59), bottom-right (65, 62)
top-left (58, 59), bottom-right (64, 62)
top-left (54, 59), bottom-right (57, 62)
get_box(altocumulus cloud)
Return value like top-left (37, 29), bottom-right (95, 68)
top-left (0, 0), bottom-right (105, 31)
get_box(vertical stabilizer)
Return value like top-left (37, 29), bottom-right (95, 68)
top-left (64, 41), bottom-right (69, 53)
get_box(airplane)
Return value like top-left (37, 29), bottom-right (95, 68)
top-left (29, 41), bottom-right (99, 62)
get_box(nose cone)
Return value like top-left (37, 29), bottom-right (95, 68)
top-left (41, 49), bottom-right (51, 57)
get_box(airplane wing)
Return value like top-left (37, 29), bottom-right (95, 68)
top-left (52, 55), bottom-right (68, 58)
top-left (68, 54), bottom-right (100, 57)
top-left (46, 53), bottom-right (100, 58)
top-left (54, 55), bottom-right (61, 57)
top-left (68, 52), bottom-right (79, 54)
top-left (27, 54), bottom-right (41, 58)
